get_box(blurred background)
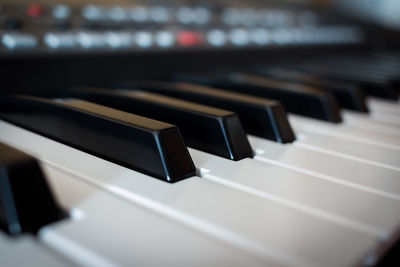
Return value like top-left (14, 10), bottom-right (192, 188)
top-left (333, 0), bottom-right (400, 30)
top-left (2, 0), bottom-right (399, 30)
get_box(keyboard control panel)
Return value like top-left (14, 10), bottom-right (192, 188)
top-left (0, 2), bottom-right (364, 53)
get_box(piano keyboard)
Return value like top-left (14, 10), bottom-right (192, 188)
top-left (1, 1), bottom-right (400, 267)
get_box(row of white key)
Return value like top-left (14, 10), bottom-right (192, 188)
top-left (0, 121), bottom-right (379, 267)
top-left (0, 97), bottom-right (399, 267)
top-left (0, 165), bottom-right (268, 267)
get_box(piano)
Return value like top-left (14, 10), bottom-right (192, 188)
top-left (0, 0), bottom-right (399, 266)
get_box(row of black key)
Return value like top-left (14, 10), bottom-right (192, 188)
top-left (1, 51), bottom-right (399, 237)
top-left (0, 96), bottom-right (196, 182)
top-left (0, 52), bottom-right (398, 186)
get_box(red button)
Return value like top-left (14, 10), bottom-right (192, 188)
top-left (176, 31), bottom-right (203, 47)
top-left (27, 4), bottom-right (45, 18)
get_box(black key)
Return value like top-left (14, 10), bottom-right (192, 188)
top-left (0, 142), bottom-right (65, 236)
top-left (175, 73), bottom-right (342, 123)
top-left (322, 55), bottom-right (400, 82)
top-left (0, 96), bottom-right (196, 183)
top-left (391, 80), bottom-right (400, 93)
top-left (282, 63), bottom-right (398, 99)
top-left (64, 87), bottom-right (253, 161)
top-left (327, 62), bottom-right (400, 95)
top-left (115, 81), bottom-right (296, 143)
top-left (256, 68), bottom-right (369, 112)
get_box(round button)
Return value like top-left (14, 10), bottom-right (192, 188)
top-left (250, 28), bottom-right (270, 45)
top-left (130, 6), bottom-right (149, 23)
top-left (82, 5), bottom-right (103, 21)
top-left (176, 31), bottom-right (203, 47)
top-left (27, 4), bottom-right (45, 18)
top-left (106, 32), bottom-right (133, 48)
top-left (150, 6), bottom-right (169, 23)
top-left (194, 7), bottom-right (210, 25)
top-left (229, 28), bottom-right (249, 46)
top-left (207, 29), bottom-right (226, 47)
top-left (135, 31), bottom-right (153, 48)
top-left (176, 7), bottom-right (194, 24)
top-left (155, 31), bottom-right (174, 47)
top-left (52, 4), bottom-right (71, 20)
top-left (109, 6), bottom-right (127, 22)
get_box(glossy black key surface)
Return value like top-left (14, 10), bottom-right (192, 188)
top-left (115, 81), bottom-right (296, 143)
top-left (254, 68), bottom-right (369, 112)
top-left (326, 62), bottom-right (400, 95)
top-left (320, 56), bottom-right (400, 86)
top-left (175, 73), bottom-right (342, 123)
top-left (0, 96), bottom-right (196, 183)
top-left (65, 87), bottom-right (253, 160)
top-left (0, 142), bottom-right (65, 236)
top-left (280, 63), bottom-right (398, 99)
top-left (391, 80), bottom-right (400, 93)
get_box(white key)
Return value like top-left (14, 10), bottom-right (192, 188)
top-left (370, 110), bottom-right (400, 125)
top-left (370, 111), bottom-right (400, 126)
top-left (368, 98), bottom-right (400, 116)
top-left (290, 115), bottom-right (400, 149)
top-left (190, 149), bottom-right (400, 235)
top-left (249, 135), bottom-right (400, 199)
top-left (342, 112), bottom-right (400, 136)
top-left (0, 233), bottom-right (75, 267)
top-left (345, 110), bottom-right (400, 128)
top-left (39, 165), bottom-right (268, 267)
top-left (0, 120), bottom-right (379, 267)
top-left (289, 115), bottom-right (400, 170)
top-left (294, 129), bottom-right (400, 170)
